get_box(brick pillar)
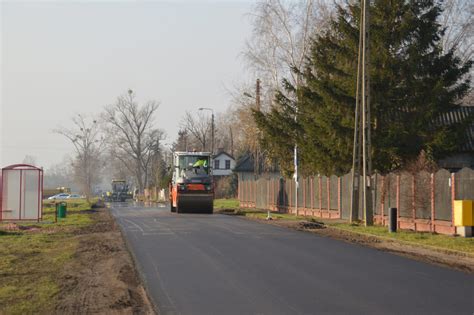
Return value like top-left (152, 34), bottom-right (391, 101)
top-left (327, 177), bottom-right (330, 212)
top-left (412, 175), bottom-right (416, 231)
top-left (318, 176), bottom-right (322, 212)
top-left (431, 173), bottom-right (435, 232)
top-left (396, 175), bottom-right (400, 229)
top-left (337, 177), bottom-right (341, 218)
top-left (303, 178), bottom-right (306, 214)
top-left (380, 176), bottom-right (385, 226)
top-left (282, 179), bottom-right (286, 212)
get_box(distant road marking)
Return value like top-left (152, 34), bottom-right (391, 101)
top-left (121, 218), bottom-right (145, 232)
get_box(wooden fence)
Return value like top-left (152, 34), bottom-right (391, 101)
top-left (237, 167), bottom-right (474, 235)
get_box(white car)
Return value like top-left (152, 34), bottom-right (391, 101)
top-left (48, 193), bottom-right (70, 200)
top-left (66, 194), bottom-right (84, 199)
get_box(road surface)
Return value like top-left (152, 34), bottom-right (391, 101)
top-left (109, 202), bottom-right (473, 315)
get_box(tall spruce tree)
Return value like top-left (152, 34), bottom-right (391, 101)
top-left (254, 0), bottom-right (472, 175)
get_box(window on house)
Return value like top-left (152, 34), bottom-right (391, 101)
top-left (225, 160), bottom-right (231, 169)
top-left (214, 159), bottom-right (220, 169)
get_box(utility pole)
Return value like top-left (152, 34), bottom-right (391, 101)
top-left (255, 79), bottom-right (261, 175)
top-left (350, 0), bottom-right (373, 226)
top-left (294, 85), bottom-right (300, 217)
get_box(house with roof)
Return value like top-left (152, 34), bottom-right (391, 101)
top-left (212, 150), bottom-right (235, 176)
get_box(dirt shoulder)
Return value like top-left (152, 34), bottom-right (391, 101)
top-left (54, 208), bottom-right (154, 315)
top-left (220, 210), bottom-right (474, 274)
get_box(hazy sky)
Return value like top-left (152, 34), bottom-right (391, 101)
top-left (1, 0), bottom-right (252, 168)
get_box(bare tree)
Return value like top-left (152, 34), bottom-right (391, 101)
top-left (181, 111), bottom-right (212, 151)
top-left (173, 129), bottom-right (189, 151)
top-left (103, 90), bottom-right (164, 192)
top-left (213, 110), bottom-right (236, 155)
top-left (225, 0), bottom-right (335, 160)
top-left (55, 114), bottom-right (104, 198)
top-left (440, 0), bottom-right (473, 64)
top-left (243, 0), bottom-right (333, 96)
top-left (439, 0), bottom-right (474, 105)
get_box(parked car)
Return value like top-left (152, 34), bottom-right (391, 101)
top-left (47, 193), bottom-right (70, 200)
top-left (66, 194), bottom-right (84, 199)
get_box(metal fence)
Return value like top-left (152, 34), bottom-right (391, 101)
top-left (237, 167), bottom-right (474, 235)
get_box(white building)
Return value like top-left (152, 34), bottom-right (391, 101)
top-left (212, 151), bottom-right (235, 176)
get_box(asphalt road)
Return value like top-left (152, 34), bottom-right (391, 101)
top-left (110, 203), bottom-right (473, 315)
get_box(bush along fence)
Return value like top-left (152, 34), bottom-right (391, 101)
top-left (237, 167), bottom-right (474, 235)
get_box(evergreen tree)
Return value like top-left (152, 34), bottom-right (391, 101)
top-left (254, 0), bottom-right (472, 176)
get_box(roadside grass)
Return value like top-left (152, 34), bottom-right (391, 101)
top-left (214, 198), bottom-right (240, 210)
top-left (227, 208), bottom-right (474, 255)
top-left (329, 223), bottom-right (474, 254)
top-left (0, 199), bottom-right (97, 314)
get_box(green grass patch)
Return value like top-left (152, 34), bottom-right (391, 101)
top-left (329, 223), bottom-right (474, 254)
top-left (0, 200), bottom-right (96, 314)
top-left (214, 198), bottom-right (240, 210)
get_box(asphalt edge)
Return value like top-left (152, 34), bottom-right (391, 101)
top-left (107, 206), bottom-right (161, 315)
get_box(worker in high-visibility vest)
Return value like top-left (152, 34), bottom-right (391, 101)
top-left (193, 158), bottom-right (208, 174)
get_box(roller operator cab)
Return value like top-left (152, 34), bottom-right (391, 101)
top-left (105, 180), bottom-right (130, 202)
top-left (169, 152), bottom-right (214, 214)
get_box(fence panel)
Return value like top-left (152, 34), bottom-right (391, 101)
top-left (313, 176), bottom-right (320, 210)
top-left (287, 178), bottom-right (292, 208)
top-left (378, 173), bottom-right (397, 219)
top-left (434, 169), bottom-right (451, 221)
top-left (321, 176), bottom-right (328, 210)
top-left (373, 173), bottom-right (383, 216)
top-left (455, 168), bottom-right (474, 200)
top-left (270, 178), bottom-right (276, 208)
top-left (297, 178), bottom-right (304, 208)
top-left (399, 172), bottom-right (413, 218)
top-left (330, 175), bottom-right (338, 210)
top-left (255, 177), bottom-right (267, 209)
top-left (305, 178), bottom-right (312, 209)
top-left (415, 171), bottom-right (431, 219)
top-left (276, 178), bottom-right (284, 209)
top-left (340, 173), bottom-right (351, 219)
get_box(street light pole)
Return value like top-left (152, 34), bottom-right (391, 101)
top-left (198, 107), bottom-right (214, 154)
